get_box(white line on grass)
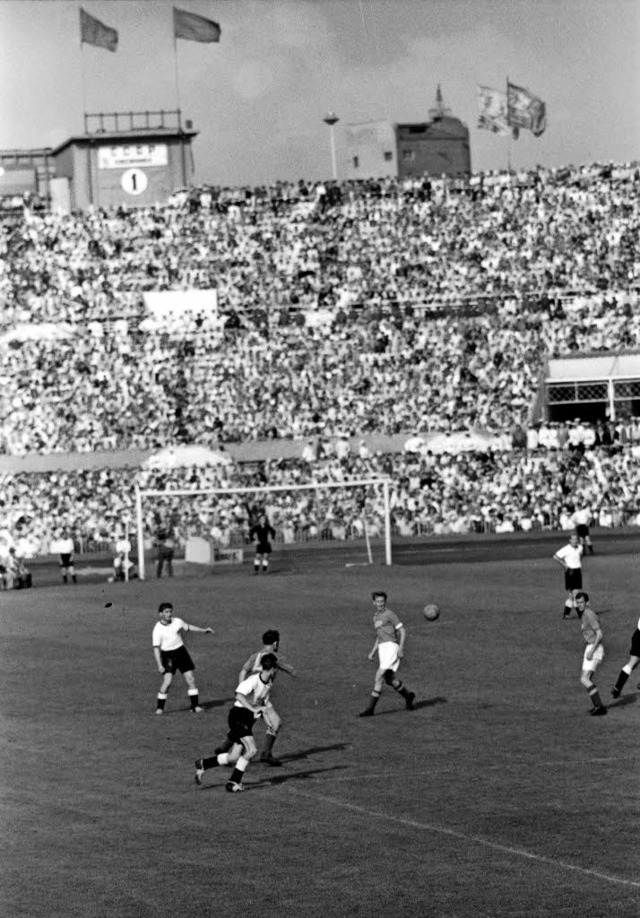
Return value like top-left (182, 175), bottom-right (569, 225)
top-left (289, 788), bottom-right (640, 890)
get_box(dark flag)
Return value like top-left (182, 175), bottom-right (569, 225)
top-left (80, 8), bottom-right (118, 52)
top-left (507, 81), bottom-right (547, 137)
top-left (173, 7), bottom-right (221, 43)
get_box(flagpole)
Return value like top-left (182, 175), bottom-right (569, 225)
top-left (79, 3), bottom-right (88, 129)
top-left (172, 22), bottom-right (187, 186)
top-left (173, 22), bottom-right (182, 129)
top-left (506, 75), bottom-right (511, 175)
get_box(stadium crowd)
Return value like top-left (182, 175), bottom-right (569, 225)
top-left (1, 161), bottom-right (640, 558)
top-left (1, 428), bottom-right (639, 560)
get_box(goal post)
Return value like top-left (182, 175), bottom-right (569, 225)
top-left (134, 478), bottom-right (392, 580)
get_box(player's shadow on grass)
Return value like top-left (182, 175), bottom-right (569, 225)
top-left (279, 743), bottom-right (350, 763)
top-left (609, 692), bottom-right (638, 709)
top-left (371, 696), bottom-right (447, 716)
top-left (200, 765), bottom-right (348, 794)
top-left (251, 765), bottom-right (349, 789)
top-left (200, 698), bottom-right (233, 711)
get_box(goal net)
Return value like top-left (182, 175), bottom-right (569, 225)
top-left (134, 478), bottom-right (392, 580)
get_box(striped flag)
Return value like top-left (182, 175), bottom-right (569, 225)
top-left (476, 86), bottom-right (511, 136)
top-left (173, 7), bottom-right (221, 43)
top-left (80, 8), bottom-right (118, 52)
top-left (507, 81), bottom-right (547, 136)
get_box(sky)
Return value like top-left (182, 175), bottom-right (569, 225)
top-left (1, 0), bottom-right (639, 187)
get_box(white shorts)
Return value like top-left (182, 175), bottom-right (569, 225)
top-left (378, 641), bottom-right (401, 672)
top-left (582, 643), bottom-right (604, 674)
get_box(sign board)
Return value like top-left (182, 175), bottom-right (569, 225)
top-left (98, 144), bottom-right (168, 170)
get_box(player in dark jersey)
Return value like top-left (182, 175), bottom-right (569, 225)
top-left (575, 592), bottom-right (606, 716)
top-left (611, 615), bottom-right (640, 698)
top-left (359, 590), bottom-right (416, 717)
top-left (249, 513), bottom-right (276, 574)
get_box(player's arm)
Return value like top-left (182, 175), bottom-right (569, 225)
top-left (235, 689), bottom-right (265, 718)
top-left (587, 617), bottom-right (603, 658)
top-left (239, 653), bottom-right (257, 682)
top-left (276, 656), bottom-right (297, 677)
top-left (396, 624), bottom-right (407, 656)
top-left (552, 550), bottom-right (566, 568)
top-left (183, 622), bottom-right (214, 634)
top-left (153, 645), bottom-right (164, 672)
top-left (368, 639), bottom-right (379, 660)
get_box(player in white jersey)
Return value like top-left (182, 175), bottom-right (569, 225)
top-left (572, 503), bottom-right (594, 554)
top-left (211, 630), bottom-right (296, 765)
top-left (195, 653), bottom-right (278, 792)
top-left (152, 602), bottom-right (214, 714)
top-left (553, 532), bottom-right (584, 619)
top-left (611, 615), bottom-right (640, 698)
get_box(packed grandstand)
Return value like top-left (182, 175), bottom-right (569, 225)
top-left (1, 162), bottom-right (640, 560)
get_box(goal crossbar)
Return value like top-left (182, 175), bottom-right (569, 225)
top-left (134, 478), bottom-right (392, 578)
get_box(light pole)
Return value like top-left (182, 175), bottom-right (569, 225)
top-left (323, 111), bottom-right (339, 180)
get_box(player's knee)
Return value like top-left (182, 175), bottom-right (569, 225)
top-left (580, 672), bottom-right (593, 689)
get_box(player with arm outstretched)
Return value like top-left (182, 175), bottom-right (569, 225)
top-left (152, 602), bottom-right (214, 714)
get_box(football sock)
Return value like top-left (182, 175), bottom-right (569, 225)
top-left (229, 757), bottom-right (249, 785)
top-left (254, 562), bottom-right (260, 574)
top-left (188, 688), bottom-right (200, 709)
top-left (613, 667), bottom-right (632, 694)
top-left (156, 693), bottom-right (167, 712)
top-left (588, 686), bottom-right (604, 709)
top-left (262, 562), bottom-right (269, 572)
top-left (364, 691), bottom-right (380, 711)
top-left (202, 755), bottom-right (221, 770)
top-left (262, 734), bottom-right (277, 756)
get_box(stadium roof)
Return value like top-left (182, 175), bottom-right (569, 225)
top-left (547, 352), bottom-right (640, 381)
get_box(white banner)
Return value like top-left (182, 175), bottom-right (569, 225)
top-left (98, 144), bottom-right (168, 170)
top-left (143, 289), bottom-right (218, 319)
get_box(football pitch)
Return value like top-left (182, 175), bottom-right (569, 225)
top-left (2, 541), bottom-right (640, 918)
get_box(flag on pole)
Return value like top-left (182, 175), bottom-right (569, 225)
top-left (476, 86), bottom-right (511, 136)
top-left (80, 8), bottom-right (118, 52)
top-left (173, 7), bottom-right (221, 43)
top-left (507, 81), bottom-right (547, 136)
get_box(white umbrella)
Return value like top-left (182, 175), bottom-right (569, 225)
top-left (0, 323), bottom-right (74, 345)
top-left (422, 431), bottom-right (493, 455)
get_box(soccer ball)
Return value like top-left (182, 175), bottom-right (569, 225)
top-left (423, 603), bottom-right (440, 622)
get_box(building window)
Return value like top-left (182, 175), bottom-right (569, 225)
top-left (352, 156), bottom-right (359, 169)
top-left (402, 150), bottom-right (416, 162)
top-left (383, 151), bottom-right (393, 162)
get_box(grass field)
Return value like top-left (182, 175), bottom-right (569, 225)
top-left (2, 542), bottom-right (640, 918)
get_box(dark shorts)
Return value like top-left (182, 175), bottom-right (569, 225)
top-left (575, 524), bottom-right (589, 539)
top-left (630, 628), bottom-right (640, 658)
top-left (227, 705), bottom-right (256, 742)
top-left (161, 646), bottom-right (195, 674)
top-left (565, 568), bottom-right (582, 591)
top-left (255, 543), bottom-right (272, 555)
top-left (59, 554), bottom-right (74, 569)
